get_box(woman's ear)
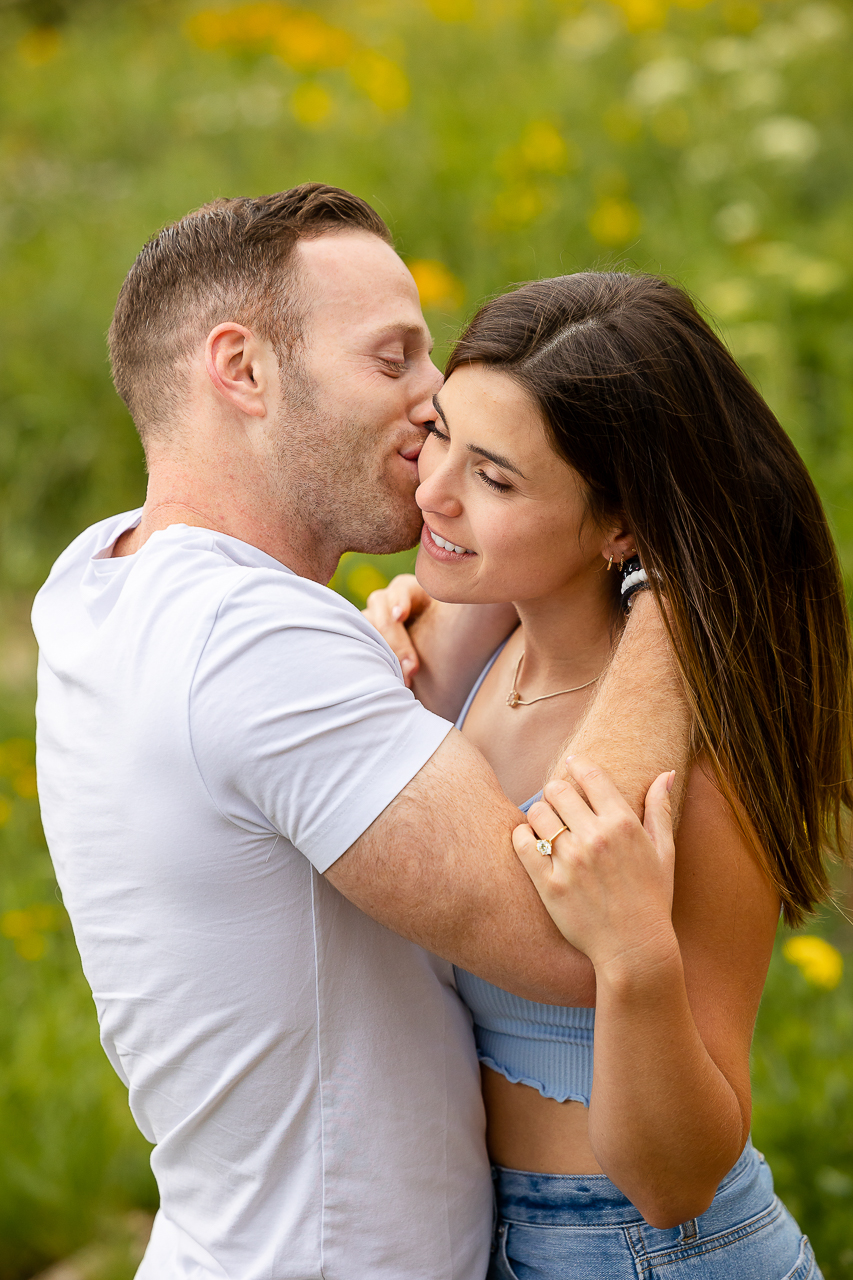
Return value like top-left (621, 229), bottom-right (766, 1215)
top-left (600, 523), bottom-right (636, 570)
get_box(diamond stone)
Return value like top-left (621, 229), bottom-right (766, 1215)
top-left (536, 839), bottom-right (552, 857)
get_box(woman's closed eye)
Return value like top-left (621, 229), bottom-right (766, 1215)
top-left (476, 469), bottom-right (513, 493)
top-left (425, 420), bottom-right (450, 443)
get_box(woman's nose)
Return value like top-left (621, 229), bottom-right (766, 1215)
top-left (416, 464), bottom-right (463, 519)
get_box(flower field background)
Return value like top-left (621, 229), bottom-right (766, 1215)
top-left (0, 0), bottom-right (851, 1274)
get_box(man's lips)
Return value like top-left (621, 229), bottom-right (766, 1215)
top-left (399, 440), bottom-right (424, 463)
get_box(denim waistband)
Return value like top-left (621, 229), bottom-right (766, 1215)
top-left (493, 1141), bottom-right (773, 1237)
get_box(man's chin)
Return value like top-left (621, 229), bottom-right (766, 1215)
top-left (345, 508), bottom-right (424, 558)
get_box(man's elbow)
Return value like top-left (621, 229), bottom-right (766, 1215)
top-left (523, 960), bottom-right (596, 1008)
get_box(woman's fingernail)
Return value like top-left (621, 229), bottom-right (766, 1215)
top-left (666, 770), bottom-right (676, 793)
top-left (392, 606), bottom-right (404, 620)
top-left (565, 754), bottom-right (575, 764)
top-left (402, 657), bottom-right (415, 674)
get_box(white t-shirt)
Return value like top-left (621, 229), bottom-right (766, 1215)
top-left (32, 512), bottom-right (492, 1280)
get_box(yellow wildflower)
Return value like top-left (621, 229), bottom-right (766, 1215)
top-left (408, 260), bottom-right (465, 311)
top-left (0, 738), bottom-right (35, 774)
top-left (608, 0), bottom-right (669, 33)
top-left (426, 0), bottom-right (476, 22)
top-left (186, 5), bottom-right (352, 71)
top-left (349, 50), bottom-right (410, 114)
top-left (492, 186), bottom-right (544, 228)
top-left (588, 196), bottom-right (641, 245)
top-left (783, 936), bottom-right (843, 990)
top-left (497, 121), bottom-right (576, 183)
top-left (518, 121), bottom-right (571, 174)
top-left (291, 82), bottom-right (334, 126)
top-left (17, 26), bottom-right (61, 66)
top-left (274, 13), bottom-right (352, 71)
top-left (1, 903), bottom-right (62, 961)
top-left (13, 765), bottom-right (38, 800)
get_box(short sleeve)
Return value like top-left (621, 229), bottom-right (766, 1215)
top-left (189, 571), bottom-right (453, 873)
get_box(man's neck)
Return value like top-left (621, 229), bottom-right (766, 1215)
top-left (111, 486), bottom-right (341, 584)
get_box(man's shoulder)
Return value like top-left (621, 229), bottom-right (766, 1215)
top-left (137, 531), bottom-right (399, 672)
top-left (38, 509), bottom-right (143, 583)
top-left (200, 563), bottom-right (401, 687)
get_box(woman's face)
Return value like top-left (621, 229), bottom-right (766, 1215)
top-left (415, 364), bottom-right (612, 605)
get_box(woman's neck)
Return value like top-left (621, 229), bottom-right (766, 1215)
top-left (511, 572), bottom-right (620, 691)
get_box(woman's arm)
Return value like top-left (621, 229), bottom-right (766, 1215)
top-left (364, 574), bottom-right (517, 718)
top-left (516, 758), bottom-right (778, 1228)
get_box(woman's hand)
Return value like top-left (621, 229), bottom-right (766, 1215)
top-left (363, 574), bottom-right (435, 687)
top-left (513, 757), bottom-right (678, 982)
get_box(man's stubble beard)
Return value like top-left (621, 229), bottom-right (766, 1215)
top-left (270, 383), bottom-right (424, 559)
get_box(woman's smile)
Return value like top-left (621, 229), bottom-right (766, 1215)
top-left (421, 522), bottom-right (475, 560)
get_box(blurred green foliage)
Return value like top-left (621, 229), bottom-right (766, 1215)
top-left (1, 0), bottom-right (852, 592)
top-left (1, 0), bottom-right (852, 1275)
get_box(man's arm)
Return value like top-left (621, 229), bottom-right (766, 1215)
top-left (551, 593), bottom-right (691, 821)
top-left (327, 591), bottom-right (691, 1005)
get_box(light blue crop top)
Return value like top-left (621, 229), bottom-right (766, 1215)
top-left (453, 645), bottom-right (595, 1106)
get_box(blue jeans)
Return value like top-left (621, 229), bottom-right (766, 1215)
top-left (488, 1142), bottom-right (822, 1279)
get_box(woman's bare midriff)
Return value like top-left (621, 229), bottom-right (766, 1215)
top-left (481, 1065), bottom-right (604, 1174)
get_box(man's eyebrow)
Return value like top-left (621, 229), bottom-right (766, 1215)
top-left (372, 322), bottom-right (434, 353)
top-left (432, 394), bottom-right (525, 479)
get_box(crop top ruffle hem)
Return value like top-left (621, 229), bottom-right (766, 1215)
top-left (452, 644), bottom-right (595, 1106)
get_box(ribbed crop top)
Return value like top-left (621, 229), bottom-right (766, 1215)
top-left (453, 645), bottom-right (595, 1105)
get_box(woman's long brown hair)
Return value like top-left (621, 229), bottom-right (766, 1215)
top-left (446, 272), bottom-right (853, 926)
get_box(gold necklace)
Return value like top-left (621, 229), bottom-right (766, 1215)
top-left (506, 650), bottom-right (603, 708)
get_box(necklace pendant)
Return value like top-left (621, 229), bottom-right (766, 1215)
top-left (506, 691), bottom-right (521, 708)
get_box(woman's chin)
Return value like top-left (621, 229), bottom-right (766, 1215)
top-left (414, 551), bottom-right (468, 603)
top-left (415, 545), bottom-right (501, 606)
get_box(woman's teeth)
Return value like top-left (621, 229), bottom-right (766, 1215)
top-left (431, 531), bottom-right (472, 555)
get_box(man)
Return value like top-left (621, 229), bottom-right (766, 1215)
top-left (33, 185), bottom-right (688, 1279)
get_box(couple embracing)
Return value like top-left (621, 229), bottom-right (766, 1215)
top-left (33, 184), bottom-right (850, 1279)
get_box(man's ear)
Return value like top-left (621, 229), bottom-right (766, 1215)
top-left (205, 323), bottom-right (275, 419)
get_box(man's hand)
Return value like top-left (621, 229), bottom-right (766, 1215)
top-left (363, 575), bottom-right (433, 687)
top-left (362, 573), bottom-right (518, 719)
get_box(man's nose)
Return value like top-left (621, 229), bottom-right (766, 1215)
top-left (410, 360), bottom-right (444, 425)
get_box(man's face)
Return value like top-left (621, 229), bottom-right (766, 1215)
top-left (276, 230), bottom-right (443, 557)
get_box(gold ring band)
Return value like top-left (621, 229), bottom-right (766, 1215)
top-left (535, 824), bottom-right (570, 857)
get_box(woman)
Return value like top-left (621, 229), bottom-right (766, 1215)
top-left (366, 272), bottom-right (852, 1279)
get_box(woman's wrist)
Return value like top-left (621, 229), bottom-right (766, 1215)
top-left (592, 922), bottom-right (683, 1002)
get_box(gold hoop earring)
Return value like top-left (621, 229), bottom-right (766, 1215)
top-left (606, 555), bottom-right (613, 571)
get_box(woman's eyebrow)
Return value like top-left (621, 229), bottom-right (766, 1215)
top-left (432, 394), bottom-right (526, 479)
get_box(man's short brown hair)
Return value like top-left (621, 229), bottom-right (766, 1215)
top-left (108, 183), bottom-right (393, 444)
